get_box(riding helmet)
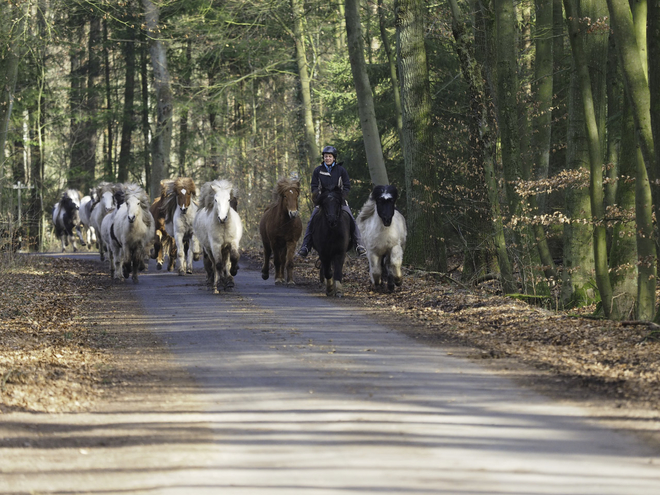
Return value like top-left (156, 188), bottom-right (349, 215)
top-left (322, 145), bottom-right (337, 158)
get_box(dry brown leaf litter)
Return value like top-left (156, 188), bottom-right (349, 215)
top-left (2, 252), bottom-right (660, 416)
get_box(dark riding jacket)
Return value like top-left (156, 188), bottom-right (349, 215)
top-left (311, 162), bottom-right (350, 202)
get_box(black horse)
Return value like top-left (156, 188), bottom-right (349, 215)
top-left (311, 187), bottom-right (352, 297)
top-left (52, 193), bottom-right (85, 252)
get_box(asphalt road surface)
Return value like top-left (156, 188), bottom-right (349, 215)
top-left (2, 253), bottom-right (660, 494)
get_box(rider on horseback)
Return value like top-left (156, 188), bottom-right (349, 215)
top-left (297, 145), bottom-right (367, 258)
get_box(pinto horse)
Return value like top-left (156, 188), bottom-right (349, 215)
top-left (259, 178), bottom-right (302, 285)
top-left (357, 185), bottom-right (407, 292)
top-left (161, 177), bottom-right (200, 275)
top-left (150, 180), bottom-right (177, 271)
top-left (52, 189), bottom-right (85, 252)
top-left (311, 186), bottom-right (352, 297)
top-left (194, 179), bottom-right (243, 293)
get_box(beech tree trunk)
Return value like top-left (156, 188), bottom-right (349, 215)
top-left (345, 0), bottom-right (388, 186)
top-left (291, 0), bottom-right (319, 169)
top-left (143, 0), bottom-right (173, 199)
top-left (396, 0), bottom-right (447, 271)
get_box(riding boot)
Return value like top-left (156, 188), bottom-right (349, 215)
top-left (298, 207), bottom-right (318, 257)
top-left (342, 204), bottom-right (367, 256)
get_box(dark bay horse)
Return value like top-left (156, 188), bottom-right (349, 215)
top-left (149, 180), bottom-right (177, 271)
top-left (259, 177), bottom-right (303, 285)
top-left (311, 186), bottom-right (351, 297)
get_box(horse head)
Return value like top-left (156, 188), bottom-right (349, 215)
top-left (318, 187), bottom-right (344, 228)
top-left (277, 178), bottom-right (300, 218)
top-left (372, 185), bottom-right (398, 227)
top-left (175, 178), bottom-right (196, 214)
top-left (124, 185), bottom-right (148, 224)
top-left (212, 181), bottom-right (235, 224)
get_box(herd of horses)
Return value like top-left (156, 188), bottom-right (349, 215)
top-left (51, 177), bottom-right (407, 296)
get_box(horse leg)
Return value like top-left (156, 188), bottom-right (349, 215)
top-left (221, 245), bottom-right (234, 290)
top-left (285, 240), bottom-right (297, 285)
top-left (175, 231), bottom-right (186, 276)
top-left (274, 246), bottom-right (285, 285)
top-left (262, 242), bottom-right (272, 280)
top-left (167, 238), bottom-right (177, 271)
top-left (76, 225), bottom-right (86, 247)
top-left (185, 241), bottom-right (194, 274)
top-left (229, 244), bottom-right (240, 277)
top-left (322, 259), bottom-right (335, 296)
top-left (390, 244), bottom-right (404, 289)
top-left (192, 234), bottom-right (201, 262)
top-left (332, 253), bottom-right (345, 298)
top-left (131, 250), bottom-right (140, 284)
top-left (369, 252), bottom-right (383, 287)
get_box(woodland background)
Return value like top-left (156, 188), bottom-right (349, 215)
top-left (1, 0), bottom-right (660, 322)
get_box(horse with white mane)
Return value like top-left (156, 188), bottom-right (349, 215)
top-left (161, 177), bottom-right (201, 275)
top-left (101, 184), bottom-right (154, 283)
top-left (79, 188), bottom-right (98, 249)
top-left (90, 182), bottom-right (122, 261)
top-left (52, 189), bottom-right (86, 252)
top-left (194, 179), bottom-right (243, 293)
top-left (356, 185), bottom-right (407, 292)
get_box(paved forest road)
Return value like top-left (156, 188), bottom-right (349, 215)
top-left (3, 254), bottom-right (660, 494)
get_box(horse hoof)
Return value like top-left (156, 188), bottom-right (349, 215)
top-left (275, 278), bottom-right (284, 285)
top-left (157, 263), bottom-right (163, 270)
top-left (133, 277), bottom-right (139, 284)
top-left (261, 271), bottom-right (269, 280)
top-left (193, 253), bottom-right (201, 262)
top-left (186, 269), bottom-right (193, 274)
top-left (178, 269), bottom-right (185, 276)
top-left (286, 280), bottom-right (296, 286)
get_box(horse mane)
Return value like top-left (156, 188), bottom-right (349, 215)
top-left (273, 177), bottom-right (300, 201)
top-left (123, 183), bottom-right (152, 228)
top-left (200, 179), bottom-right (237, 211)
top-left (92, 182), bottom-right (114, 205)
top-left (160, 177), bottom-right (197, 222)
top-left (356, 197), bottom-right (377, 223)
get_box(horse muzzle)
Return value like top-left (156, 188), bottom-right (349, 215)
top-left (128, 215), bottom-right (136, 224)
top-left (288, 210), bottom-right (299, 218)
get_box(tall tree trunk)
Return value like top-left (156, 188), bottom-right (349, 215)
top-left (563, 0), bottom-right (614, 317)
top-left (345, 0), bottom-right (388, 186)
top-left (140, 30), bottom-right (151, 190)
top-left (447, 0), bottom-right (516, 292)
top-left (377, 0), bottom-right (404, 147)
top-left (143, 0), bottom-right (173, 199)
top-left (605, 34), bottom-right (622, 210)
top-left (291, 0), bottom-right (319, 169)
top-left (494, 0), bottom-right (547, 294)
top-left (68, 22), bottom-right (85, 188)
top-left (103, 18), bottom-right (113, 180)
top-left (81, 16), bottom-right (101, 190)
top-left (396, 0), bottom-right (447, 271)
top-left (0, 1), bottom-right (22, 201)
top-left (117, 25), bottom-right (137, 183)
top-left (530, 0), bottom-right (557, 280)
top-left (178, 40), bottom-right (192, 177)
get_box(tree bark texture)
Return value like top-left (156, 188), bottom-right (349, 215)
top-left (564, 0), bottom-right (614, 317)
top-left (396, 0), bottom-right (447, 271)
top-left (143, 0), bottom-right (173, 200)
top-left (377, 0), bottom-right (404, 147)
top-left (345, 0), bottom-right (388, 186)
top-left (291, 0), bottom-right (319, 169)
top-left (117, 24), bottom-right (137, 183)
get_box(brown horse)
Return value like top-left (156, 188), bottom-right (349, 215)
top-left (259, 177), bottom-right (303, 285)
top-left (149, 180), bottom-right (177, 271)
top-left (160, 177), bottom-right (200, 275)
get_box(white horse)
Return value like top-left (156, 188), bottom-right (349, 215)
top-left (51, 189), bottom-right (85, 252)
top-left (356, 185), bottom-right (407, 292)
top-left (194, 179), bottom-right (243, 293)
top-left (90, 182), bottom-right (120, 261)
top-left (102, 184), bottom-right (154, 283)
top-left (79, 190), bottom-right (98, 249)
top-left (162, 177), bottom-right (201, 275)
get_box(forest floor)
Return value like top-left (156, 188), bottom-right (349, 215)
top-left (2, 250), bottom-right (660, 439)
